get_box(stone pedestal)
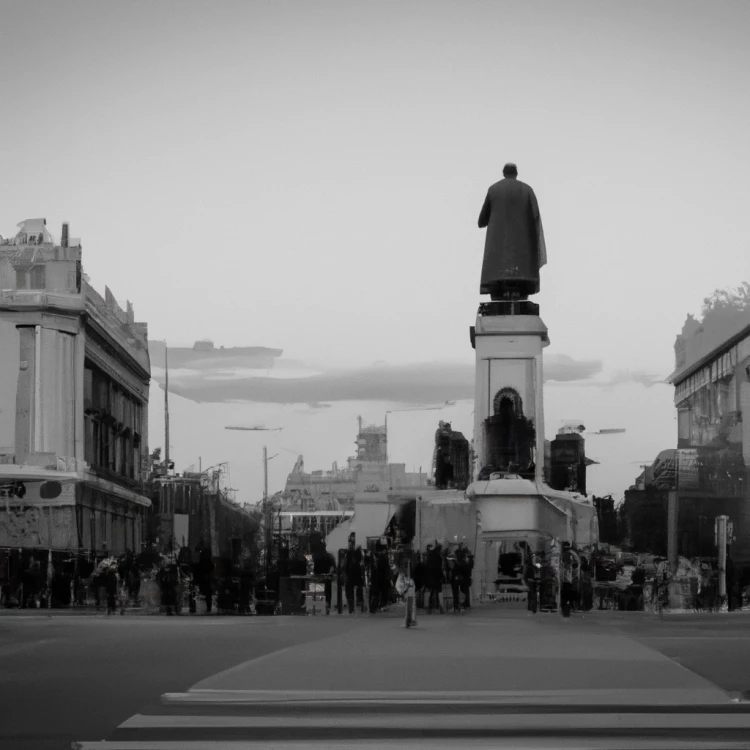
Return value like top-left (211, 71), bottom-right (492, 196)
top-left (470, 301), bottom-right (549, 481)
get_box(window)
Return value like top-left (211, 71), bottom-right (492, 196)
top-left (84, 414), bottom-right (94, 464)
top-left (678, 409), bottom-right (692, 444)
top-left (83, 361), bottom-right (145, 482)
top-left (699, 387), bottom-right (709, 417)
top-left (84, 368), bottom-right (93, 409)
top-left (719, 378), bottom-right (733, 416)
top-left (29, 265), bottom-right (46, 290)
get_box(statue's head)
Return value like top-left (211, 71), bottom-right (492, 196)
top-left (503, 163), bottom-right (518, 178)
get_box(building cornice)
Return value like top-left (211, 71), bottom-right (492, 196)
top-left (84, 318), bottom-right (150, 384)
top-left (85, 336), bottom-right (149, 402)
top-left (0, 291), bottom-right (85, 316)
top-left (668, 323), bottom-right (750, 385)
top-left (0, 467), bottom-right (151, 508)
top-left (82, 471), bottom-right (152, 508)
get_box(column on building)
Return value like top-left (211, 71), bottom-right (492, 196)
top-left (14, 325), bottom-right (78, 465)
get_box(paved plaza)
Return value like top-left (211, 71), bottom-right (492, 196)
top-left (3, 605), bottom-right (750, 748)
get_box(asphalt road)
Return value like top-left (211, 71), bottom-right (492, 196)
top-left (0, 613), bottom-right (365, 750)
top-left (2, 608), bottom-right (750, 750)
top-left (594, 610), bottom-right (750, 699)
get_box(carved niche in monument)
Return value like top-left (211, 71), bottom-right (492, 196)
top-left (483, 387), bottom-right (536, 478)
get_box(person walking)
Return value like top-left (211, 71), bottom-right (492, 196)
top-left (399, 558), bottom-right (418, 628)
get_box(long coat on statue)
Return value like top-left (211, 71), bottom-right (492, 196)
top-left (478, 176), bottom-right (547, 297)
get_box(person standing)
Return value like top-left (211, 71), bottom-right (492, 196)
top-left (413, 552), bottom-right (427, 610)
top-left (579, 556), bottom-right (593, 612)
top-left (426, 543), bottom-right (444, 614)
top-left (197, 543), bottom-right (214, 614)
top-left (456, 542), bottom-right (474, 610)
top-left (369, 544), bottom-right (391, 613)
top-left (560, 543), bottom-right (574, 618)
top-left (158, 561), bottom-right (179, 616)
top-left (23, 559), bottom-right (41, 608)
top-left (630, 564), bottom-right (646, 611)
top-left (313, 542), bottom-right (337, 615)
top-left (343, 535), bottom-right (363, 615)
top-left (447, 556), bottom-right (461, 612)
top-left (105, 562), bottom-right (119, 616)
top-left (400, 559), bottom-right (417, 628)
top-left (524, 553), bottom-right (538, 614)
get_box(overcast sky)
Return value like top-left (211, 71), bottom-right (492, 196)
top-left (2, 1), bottom-right (748, 502)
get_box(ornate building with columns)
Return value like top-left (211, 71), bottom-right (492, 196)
top-left (0, 218), bottom-right (151, 568)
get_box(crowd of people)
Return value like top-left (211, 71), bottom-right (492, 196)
top-left (336, 535), bottom-right (475, 616)
top-left (521, 541), bottom-right (596, 617)
top-left (414, 541), bottom-right (474, 614)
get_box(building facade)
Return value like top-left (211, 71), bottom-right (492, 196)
top-left (148, 468), bottom-right (260, 563)
top-left (669, 308), bottom-right (750, 563)
top-left (0, 219), bottom-right (151, 581)
top-left (618, 304), bottom-right (750, 568)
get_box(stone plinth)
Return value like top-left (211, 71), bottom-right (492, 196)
top-left (471, 304), bottom-right (549, 482)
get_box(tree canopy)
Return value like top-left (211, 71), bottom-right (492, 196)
top-left (701, 282), bottom-right (750, 321)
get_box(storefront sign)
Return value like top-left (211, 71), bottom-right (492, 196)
top-left (0, 501), bottom-right (76, 548)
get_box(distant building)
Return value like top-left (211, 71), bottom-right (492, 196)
top-left (668, 302), bottom-right (750, 562)
top-left (433, 421), bottom-right (471, 490)
top-left (593, 495), bottom-right (618, 545)
top-left (548, 425), bottom-right (588, 495)
top-left (284, 419), bottom-right (428, 503)
top-left (272, 419), bottom-right (429, 553)
top-left (620, 297), bottom-right (750, 563)
top-left (0, 219), bottom-right (151, 574)
top-left (671, 310), bottom-right (749, 460)
top-left (148, 468), bottom-right (260, 563)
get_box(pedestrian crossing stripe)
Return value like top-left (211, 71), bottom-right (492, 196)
top-left (71, 708), bottom-right (750, 749)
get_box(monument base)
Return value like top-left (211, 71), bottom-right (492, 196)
top-left (471, 303), bottom-right (549, 485)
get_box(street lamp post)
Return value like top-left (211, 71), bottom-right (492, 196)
top-left (263, 445), bottom-right (279, 577)
top-left (225, 426), bottom-right (282, 578)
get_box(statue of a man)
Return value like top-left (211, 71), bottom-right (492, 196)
top-left (478, 163), bottom-right (547, 300)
